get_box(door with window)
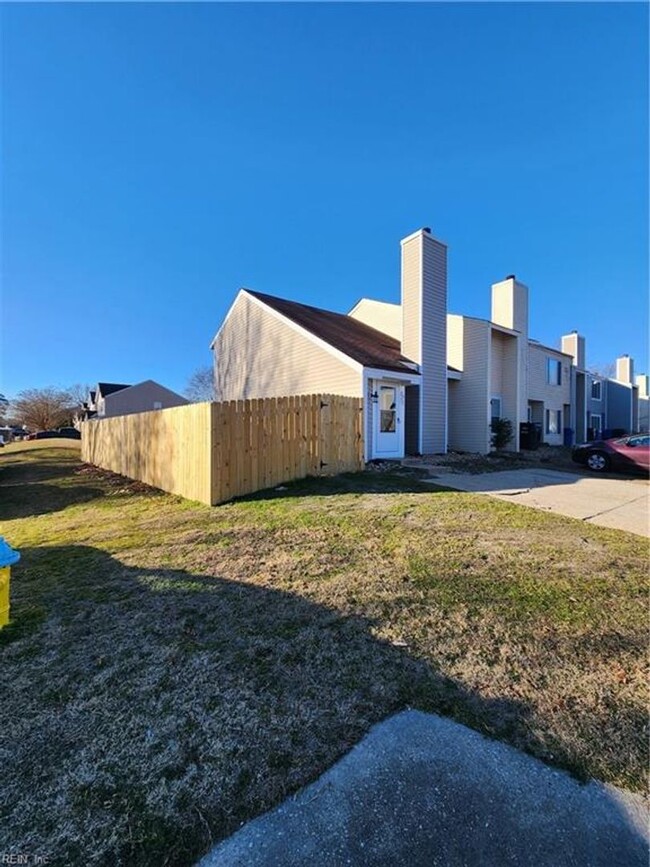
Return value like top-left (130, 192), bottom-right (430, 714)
top-left (372, 384), bottom-right (405, 459)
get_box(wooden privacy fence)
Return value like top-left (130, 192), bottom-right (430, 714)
top-left (81, 394), bottom-right (364, 506)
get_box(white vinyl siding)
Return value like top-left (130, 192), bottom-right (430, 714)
top-left (213, 292), bottom-right (362, 402)
top-left (447, 317), bottom-right (491, 454)
top-left (348, 299), bottom-right (402, 341)
top-left (401, 231), bottom-right (447, 454)
top-left (527, 343), bottom-right (571, 445)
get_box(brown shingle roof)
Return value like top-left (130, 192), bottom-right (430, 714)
top-left (246, 290), bottom-right (419, 374)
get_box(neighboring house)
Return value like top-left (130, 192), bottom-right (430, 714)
top-left (607, 356), bottom-right (637, 435)
top-left (211, 226), bottom-right (645, 459)
top-left (83, 380), bottom-right (189, 421)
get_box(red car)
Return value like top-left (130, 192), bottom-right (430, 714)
top-left (572, 434), bottom-right (650, 474)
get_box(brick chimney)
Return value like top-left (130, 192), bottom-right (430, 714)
top-left (401, 228), bottom-right (448, 454)
top-left (635, 373), bottom-right (649, 398)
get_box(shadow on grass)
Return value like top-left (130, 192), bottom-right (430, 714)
top-left (235, 468), bottom-right (456, 504)
top-left (2, 544), bottom-right (646, 867)
top-left (0, 483), bottom-right (105, 520)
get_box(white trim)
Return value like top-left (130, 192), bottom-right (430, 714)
top-left (371, 381), bottom-right (406, 459)
top-left (362, 369), bottom-right (370, 463)
top-left (400, 228), bottom-right (449, 248)
top-left (243, 291), bottom-right (364, 373)
top-left (363, 367), bottom-right (420, 384)
top-left (209, 288), bottom-right (248, 349)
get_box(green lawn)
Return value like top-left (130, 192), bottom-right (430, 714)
top-left (1, 445), bottom-right (648, 866)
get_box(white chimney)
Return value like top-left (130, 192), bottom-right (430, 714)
top-left (491, 275), bottom-right (529, 430)
top-left (635, 373), bottom-right (648, 398)
top-left (616, 355), bottom-right (634, 384)
top-left (401, 227), bottom-right (447, 454)
top-left (561, 331), bottom-right (586, 370)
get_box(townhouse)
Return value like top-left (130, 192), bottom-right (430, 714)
top-left (211, 227), bottom-right (646, 458)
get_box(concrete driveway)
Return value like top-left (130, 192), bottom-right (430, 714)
top-left (424, 468), bottom-right (649, 537)
top-left (198, 710), bottom-right (648, 867)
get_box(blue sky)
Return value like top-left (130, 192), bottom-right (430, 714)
top-left (2, 2), bottom-right (648, 397)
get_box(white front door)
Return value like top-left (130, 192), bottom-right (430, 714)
top-left (372, 383), bottom-right (405, 459)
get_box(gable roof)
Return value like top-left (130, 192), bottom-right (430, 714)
top-left (96, 382), bottom-right (131, 398)
top-left (246, 290), bottom-right (419, 374)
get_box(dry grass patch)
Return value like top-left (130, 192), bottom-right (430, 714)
top-left (0, 448), bottom-right (648, 866)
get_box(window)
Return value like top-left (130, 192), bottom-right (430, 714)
top-left (153, 401), bottom-right (163, 410)
top-left (379, 387), bottom-right (396, 433)
top-left (490, 397), bottom-right (502, 421)
top-left (546, 358), bottom-right (562, 385)
top-left (591, 380), bottom-right (602, 400)
top-left (590, 414), bottom-right (602, 436)
top-left (546, 409), bottom-right (561, 434)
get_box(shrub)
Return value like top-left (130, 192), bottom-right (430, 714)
top-left (491, 417), bottom-right (513, 450)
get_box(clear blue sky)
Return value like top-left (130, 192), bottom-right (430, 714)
top-left (2, 2), bottom-right (648, 397)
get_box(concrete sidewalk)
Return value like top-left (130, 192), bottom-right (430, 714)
top-left (198, 710), bottom-right (648, 867)
top-left (423, 468), bottom-right (649, 537)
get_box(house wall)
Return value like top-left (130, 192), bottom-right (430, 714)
top-left (490, 329), bottom-right (519, 450)
top-left (574, 372), bottom-right (587, 442)
top-left (213, 292), bottom-right (362, 402)
top-left (636, 375), bottom-right (649, 433)
top-left (606, 380), bottom-right (633, 433)
top-left (585, 373), bottom-right (606, 435)
top-left (103, 381), bottom-right (189, 418)
top-left (401, 229), bottom-right (447, 454)
top-left (447, 317), bottom-right (491, 454)
top-left (348, 299), bottom-right (402, 341)
top-left (527, 343), bottom-right (571, 445)
top-left (638, 396), bottom-right (650, 433)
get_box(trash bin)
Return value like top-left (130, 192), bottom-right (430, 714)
top-left (0, 536), bottom-right (20, 628)
top-left (519, 422), bottom-right (541, 451)
top-left (563, 427), bottom-right (574, 447)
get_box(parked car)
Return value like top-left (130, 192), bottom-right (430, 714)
top-left (572, 434), bottom-right (650, 474)
top-left (26, 430), bottom-right (60, 440)
top-left (57, 427), bottom-right (81, 439)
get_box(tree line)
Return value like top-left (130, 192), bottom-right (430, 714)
top-left (0, 385), bottom-right (89, 432)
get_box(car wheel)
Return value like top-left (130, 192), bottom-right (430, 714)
top-left (586, 451), bottom-right (610, 472)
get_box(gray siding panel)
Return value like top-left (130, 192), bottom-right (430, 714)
top-left (606, 381), bottom-right (633, 433)
top-left (103, 381), bottom-right (189, 418)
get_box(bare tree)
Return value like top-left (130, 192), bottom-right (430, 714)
top-left (590, 362), bottom-right (616, 380)
top-left (10, 387), bottom-right (77, 431)
top-left (184, 366), bottom-right (216, 402)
